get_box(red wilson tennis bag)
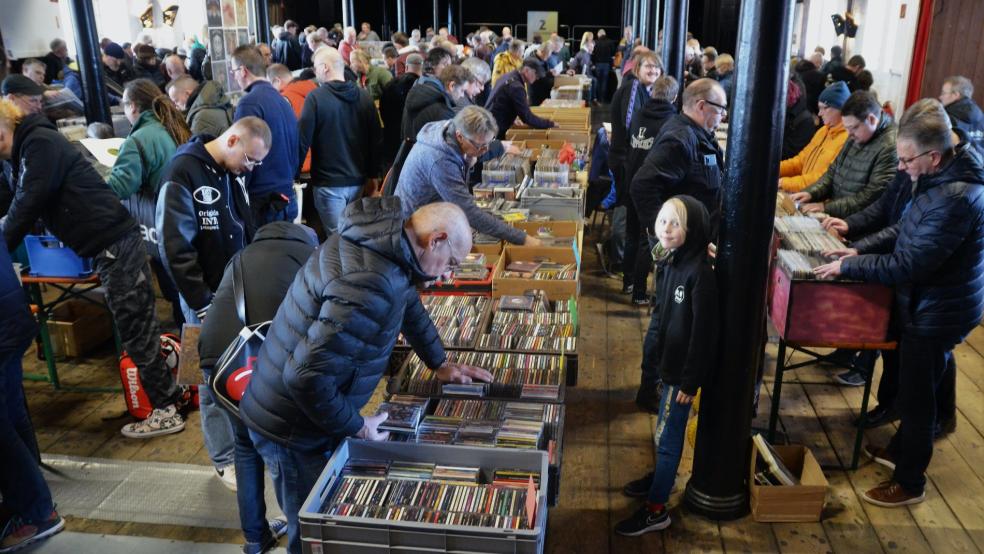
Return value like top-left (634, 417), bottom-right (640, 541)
top-left (210, 257), bottom-right (268, 417)
top-left (120, 333), bottom-right (198, 418)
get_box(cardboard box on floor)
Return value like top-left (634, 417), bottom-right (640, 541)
top-left (749, 441), bottom-right (828, 522)
top-left (46, 299), bottom-right (113, 359)
top-left (492, 245), bottom-right (579, 299)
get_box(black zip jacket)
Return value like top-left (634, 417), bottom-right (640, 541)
top-left (298, 80), bottom-right (384, 187)
top-left (651, 195), bottom-right (718, 395)
top-left (2, 114), bottom-right (136, 256)
top-left (155, 136), bottom-right (253, 311)
top-left (401, 76), bottom-right (455, 142)
top-left (841, 143), bottom-right (984, 341)
top-left (946, 96), bottom-right (984, 158)
top-left (630, 113), bottom-right (724, 235)
top-left (625, 99), bottom-right (677, 187)
top-left (198, 222), bottom-right (317, 368)
top-left (379, 72), bottom-right (420, 161)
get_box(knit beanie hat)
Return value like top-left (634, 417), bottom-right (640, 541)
top-left (818, 81), bottom-right (850, 109)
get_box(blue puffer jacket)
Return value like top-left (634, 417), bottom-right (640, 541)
top-left (240, 197), bottom-right (446, 453)
top-left (840, 143), bottom-right (984, 341)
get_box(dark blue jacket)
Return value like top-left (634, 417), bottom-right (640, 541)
top-left (946, 97), bottom-right (984, 158)
top-left (844, 171), bottom-right (911, 253)
top-left (0, 239), bottom-right (35, 358)
top-left (234, 80), bottom-right (299, 198)
top-left (484, 70), bottom-right (553, 140)
top-left (240, 197), bottom-right (446, 453)
top-left (841, 143), bottom-right (984, 341)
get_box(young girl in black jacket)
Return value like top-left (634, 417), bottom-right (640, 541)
top-left (615, 195), bottom-right (719, 536)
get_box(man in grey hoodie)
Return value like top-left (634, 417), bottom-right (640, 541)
top-left (395, 106), bottom-right (542, 246)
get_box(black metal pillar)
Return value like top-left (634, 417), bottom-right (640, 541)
top-left (397, 0), bottom-right (407, 32)
top-left (341, 0), bottom-right (350, 28)
top-left (661, 0), bottom-right (688, 85)
top-left (632, 0), bottom-right (641, 43)
top-left (457, 0), bottom-right (463, 38)
top-left (254, 0), bottom-right (270, 43)
top-left (639, 0), bottom-right (649, 53)
top-left (67, 0), bottom-right (110, 125)
top-left (682, 0), bottom-right (795, 520)
top-left (433, 0), bottom-right (439, 32)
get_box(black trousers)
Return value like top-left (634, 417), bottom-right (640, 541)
top-left (855, 348), bottom-right (954, 423)
top-left (622, 200), bottom-right (652, 299)
top-left (887, 335), bottom-right (955, 494)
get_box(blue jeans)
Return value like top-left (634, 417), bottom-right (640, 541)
top-left (232, 416), bottom-right (273, 545)
top-left (181, 298), bottom-right (236, 469)
top-left (647, 384), bottom-right (692, 505)
top-left (313, 185), bottom-right (362, 234)
top-left (251, 189), bottom-right (299, 226)
top-left (0, 325), bottom-right (54, 524)
top-left (249, 430), bottom-right (331, 554)
top-left (594, 63), bottom-right (611, 102)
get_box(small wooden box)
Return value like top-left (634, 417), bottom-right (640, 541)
top-left (749, 443), bottom-right (828, 522)
top-left (511, 220), bottom-right (583, 255)
top-left (472, 241), bottom-right (503, 257)
top-left (492, 246), bottom-right (579, 299)
top-left (47, 299), bottom-right (112, 359)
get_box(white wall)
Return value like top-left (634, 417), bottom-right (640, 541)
top-left (4, 0), bottom-right (210, 60)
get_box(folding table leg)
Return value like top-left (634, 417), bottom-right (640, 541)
top-left (27, 283), bottom-right (61, 389)
top-left (768, 339), bottom-right (787, 442)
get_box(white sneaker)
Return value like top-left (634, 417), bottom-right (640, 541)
top-left (216, 465), bottom-right (238, 491)
top-left (120, 405), bottom-right (186, 438)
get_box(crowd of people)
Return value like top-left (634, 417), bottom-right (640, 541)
top-left (0, 17), bottom-right (983, 554)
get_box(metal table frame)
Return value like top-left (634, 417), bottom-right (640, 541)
top-left (767, 338), bottom-right (897, 470)
top-left (22, 273), bottom-right (122, 393)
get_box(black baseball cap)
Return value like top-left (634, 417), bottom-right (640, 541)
top-left (522, 58), bottom-right (546, 79)
top-left (1, 75), bottom-right (45, 96)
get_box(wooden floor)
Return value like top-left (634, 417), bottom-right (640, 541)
top-left (19, 240), bottom-right (984, 553)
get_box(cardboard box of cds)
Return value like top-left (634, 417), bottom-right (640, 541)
top-left (493, 246), bottom-right (579, 299)
top-left (299, 439), bottom-right (549, 554)
top-left (749, 441), bottom-right (828, 522)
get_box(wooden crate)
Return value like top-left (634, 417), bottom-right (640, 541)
top-left (492, 245), bottom-right (579, 299)
top-left (47, 299), bottom-right (113, 359)
top-left (749, 443), bottom-right (828, 522)
top-left (511, 220), bottom-right (584, 254)
top-left (768, 265), bottom-right (893, 345)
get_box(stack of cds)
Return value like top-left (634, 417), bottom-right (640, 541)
top-left (495, 419), bottom-right (543, 449)
top-left (388, 461), bottom-right (436, 480)
top-left (398, 295), bottom-right (490, 348)
top-left (416, 416), bottom-right (462, 444)
top-left (400, 351), bottom-right (565, 401)
top-left (776, 250), bottom-right (830, 280)
top-left (480, 153), bottom-right (530, 188)
top-left (532, 153), bottom-right (570, 188)
top-left (323, 462), bottom-right (535, 530)
top-left (481, 292), bottom-right (577, 352)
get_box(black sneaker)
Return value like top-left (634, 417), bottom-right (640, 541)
top-left (632, 297), bottom-right (650, 306)
top-left (621, 284), bottom-right (634, 295)
top-left (614, 505), bottom-right (671, 536)
top-left (622, 472), bottom-right (655, 498)
top-left (834, 369), bottom-right (866, 387)
top-left (934, 418), bottom-right (956, 441)
top-left (854, 405), bottom-right (899, 428)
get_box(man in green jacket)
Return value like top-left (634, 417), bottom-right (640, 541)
top-left (791, 91), bottom-right (897, 218)
top-left (167, 76), bottom-right (233, 138)
top-left (350, 49), bottom-right (392, 103)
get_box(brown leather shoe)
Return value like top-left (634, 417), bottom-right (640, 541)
top-left (863, 444), bottom-right (896, 470)
top-left (862, 480), bottom-right (925, 507)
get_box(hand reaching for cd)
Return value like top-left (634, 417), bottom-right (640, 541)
top-left (435, 362), bottom-right (493, 384)
top-left (357, 412), bottom-right (390, 441)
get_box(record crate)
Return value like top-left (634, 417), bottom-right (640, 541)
top-left (492, 246), bottom-right (580, 301)
top-left (381, 395), bottom-right (567, 506)
top-left (299, 440), bottom-right (549, 554)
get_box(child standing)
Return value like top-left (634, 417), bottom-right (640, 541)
top-left (615, 195), bottom-right (719, 535)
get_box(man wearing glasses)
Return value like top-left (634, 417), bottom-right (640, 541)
top-left (790, 91), bottom-right (898, 218)
top-left (155, 117), bottom-right (270, 457)
top-left (395, 106), bottom-right (543, 247)
top-left (814, 99), bottom-right (984, 509)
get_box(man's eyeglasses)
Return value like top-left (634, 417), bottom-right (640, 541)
top-left (461, 134), bottom-right (492, 154)
top-left (243, 152), bottom-right (263, 169)
top-left (898, 150), bottom-right (934, 168)
top-left (230, 65), bottom-right (245, 75)
top-left (703, 99), bottom-right (727, 115)
top-left (443, 237), bottom-right (461, 272)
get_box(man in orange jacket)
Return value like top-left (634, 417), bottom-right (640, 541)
top-left (267, 63), bottom-right (317, 174)
top-left (778, 81), bottom-right (850, 192)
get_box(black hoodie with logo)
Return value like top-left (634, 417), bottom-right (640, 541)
top-left (625, 98), bottom-right (678, 187)
top-left (650, 195), bottom-right (718, 395)
top-left (298, 80), bottom-right (384, 188)
top-left (155, 135), bottom-right (253, 312)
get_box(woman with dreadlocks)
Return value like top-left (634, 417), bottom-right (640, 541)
top-left (107, 77), bottom-right (192, 327)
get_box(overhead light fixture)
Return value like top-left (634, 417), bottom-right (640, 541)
top-left (163, 5), bottom-right (179, 27)
top-left (140, 5), bottom-right (154, 28)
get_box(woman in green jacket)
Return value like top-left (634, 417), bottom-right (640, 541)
top-left (108, 78), bottom-right (191, 327)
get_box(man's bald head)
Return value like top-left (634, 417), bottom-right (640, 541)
top-left (407, 202), bottom-right (473, 279)
top-left (166, 75), bottom-right (199, 110)
top-left (313, 46), bottom-right (345, 83)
